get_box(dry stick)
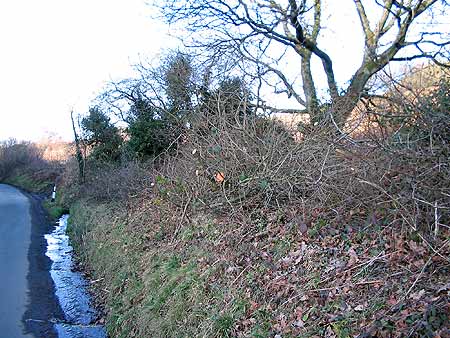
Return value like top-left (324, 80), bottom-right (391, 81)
top-left (283, 270), bottom-right (406, 307)
top-left (314, 145), bottom-right (331, 184)
top-left (90, 278), bottom-right (104, 284)
top-left (358, 179), bottom-right (416, 230)
top-left (297, 251), bottom-right (400, 302)
top-left (417, 235), bottom-right (450, 263)
top-left (231, 265), bottom-right (251, 286)
top-left (404, 256), bottom-right (434, 300)
top-left (434, 200), bottom-right (439, 238)
top-left (412, 195), bottom-right (450, 236)
top-left (319, 251), bottom-right (397, 286)
top-left (152, 132), bottom-right (184, 163)
top-left (199, 258), bottom-right (221, 278)
top-left (404, 239), bottom-right (449, 299)
top-left (309, 280), bottom-right (385, 293)
top-left (283, 280), bottom-right (383, 306)
top-left (172, 194), bottom-right (192, 240)
top-left (222, 180), bottom-right (236, 214)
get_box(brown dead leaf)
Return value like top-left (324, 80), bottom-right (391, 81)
top-left (408, 240), bottom-right (427, 256)
top-left (396, 319), bottom-right (407, 329)
top-left (324, 326), bottom-right (337, 338)
top-left (299, 221), bottom-right (308, 235)
top-left (387, 296), bottom-right (398, 306)
top-left (294, 307), bottom-right (303, 320)
top-left (347, 247), bottom-right (359, 267)
top-left (409, 289), bottom-right (426, 301)
top-left (249, 300), bottom-right (259, 312)
top-left (411, 258), bottom-right (425, 269)
top-left (214, 171), bottom-right (225, 183)
top-left (354, 304), bottom-right (365, 312)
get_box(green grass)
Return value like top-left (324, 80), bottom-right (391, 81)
top-left (3, 172), bottom-right (67, 220)
top-left (43, 200), bottom-right (67, 220)
top-left (4, 173), bottom-right (52, 193)
top-left (67, 199), bottom-right (255, 338)
top-left (42, 185), bottom-right (69, 220)
top-left (213, 314), bottom-right (234, 337)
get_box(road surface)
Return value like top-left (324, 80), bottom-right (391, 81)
top-left (0, 184), bottom-right (33, 337)
top-left (0, 184), bottom-right (64, 338)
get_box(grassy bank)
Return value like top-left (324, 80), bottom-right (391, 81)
top-left (63, 72), bottom-right (449, 337)
top-left (4, 172), bottom-right (53, 193)
top-left (3, 172), bottom-right (67, 220)
top-left (68, 195), bottom-right (449, 338)
top-left (0, 139), bottom-right (64, 194)
top-left (68, 199), bottom-right (247, 338)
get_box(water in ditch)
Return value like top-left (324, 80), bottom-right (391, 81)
top-left (45, 214), bottom-right (107, 338)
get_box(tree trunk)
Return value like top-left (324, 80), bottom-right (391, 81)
top-left (300, 51), bottom-right (320, 122)
top-left (330, 58), bottom-right (378, 129)
top-left (70, 111), bottom-right (85, 184)
top-left (330, 92), bottom-right (361, 129)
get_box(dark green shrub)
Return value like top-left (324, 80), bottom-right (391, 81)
top-left (81, 107), bottom-right (123, 162)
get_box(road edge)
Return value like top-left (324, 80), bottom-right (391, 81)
top-left (21, 189), bottom-right (65, 338)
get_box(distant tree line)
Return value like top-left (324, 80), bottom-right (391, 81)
top-left (0, 139), bottom-right (44, 180)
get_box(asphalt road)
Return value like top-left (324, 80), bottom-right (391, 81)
top-left (0, 184), bottom-right (33, 337)
top-left (0, 184), bottom-right (64, 338)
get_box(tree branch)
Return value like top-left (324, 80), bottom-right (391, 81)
top-left (354, 0), bottom-right (374, 45)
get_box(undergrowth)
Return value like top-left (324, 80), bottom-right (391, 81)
top-left (64, 77), bottom-right (450, 337)
top-left (68, 194), bottom-right (449, 337)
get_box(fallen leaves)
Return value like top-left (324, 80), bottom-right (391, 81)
top-left (189, 210), bottom-right (450, 338)
top-left (347, 247), bottom-right (359, 267)
top-left (409, 289), bottom-right (426, 301)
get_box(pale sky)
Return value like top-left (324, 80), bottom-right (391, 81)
top-left (0, 1), bottom-right (447, 142)
top-left (0, 0), bottom-right (175, 141)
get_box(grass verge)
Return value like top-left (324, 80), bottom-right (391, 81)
top-left (4, 173), bottom-right (52, 193)
top-left (67, 196), bottom-right (450, 338)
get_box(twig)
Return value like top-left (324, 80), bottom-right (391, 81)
top-left (358, 179), bottom-right (416, 230)
top-left (404, 239), bottom-right (449, 298)
top-left (173, 194), bottom-right (192, 239)
top-left (310, 280), bottom-right (385, 293)
top-left (417, 235), bottom-right (450, 263)
top-left (314, 145), bottom-right (331, 184)
top-left (221, 179), bottom-right (236, 214)
top-left (316, 251), bottom-right (398, 287)
top-left (348, 251), bottom-right (390, 273)
top-left (404, 256), bottom-right (433, 299)
top-left (434, 200), bottom-right (439, 238)
top-left (90, 278), bottom-right (104, 284)
top-left (284, 279), bottom-right (385, 306)
top-left (231, 265), bottom-right (251, 286)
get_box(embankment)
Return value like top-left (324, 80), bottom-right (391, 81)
top-left (67, 194), bottom-right (449, 338)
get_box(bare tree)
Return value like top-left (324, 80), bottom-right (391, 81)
top-left (95, 51), bottom-right (198, 125)
top-left (71, 110), bottom-right (85, 183)
top-left (158, 0), bottom-right (449, 126)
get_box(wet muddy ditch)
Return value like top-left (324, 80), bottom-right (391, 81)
top-left (45, 214), bottom-right (107, 338)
